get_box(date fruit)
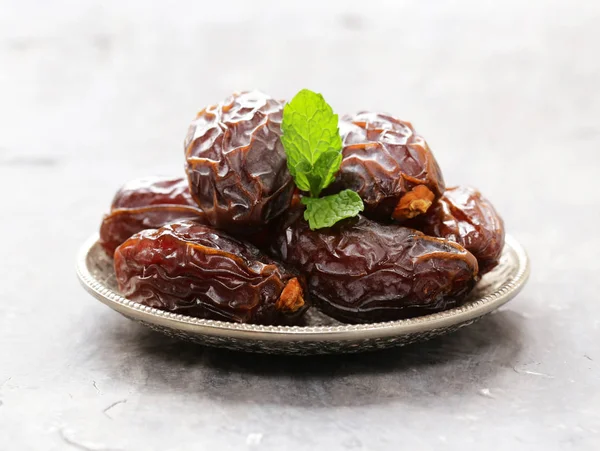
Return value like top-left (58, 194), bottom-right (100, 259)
top-left (99, 176), bottom-right (206, 255)
top-left (110, 176), bottom-right (196, 209)
top-left (184, 91), bottom-right (295, 233)
top-left (100, 205), bottom-right (207, 256)
top-left (330, 113), bottom-right (445, 222)
top-left (114, 221), bottom-right (307, 325)
top-left (270, 211), bottom-right (478, 323)
top-left (414, 186), bottom-right (505, 275)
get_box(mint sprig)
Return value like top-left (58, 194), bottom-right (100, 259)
top-left (281, 89), bottom-right (343, 197)
top-left (301, 190), bottom-right (364, 230)
top-left (281, 89), bottom-right (364, 230)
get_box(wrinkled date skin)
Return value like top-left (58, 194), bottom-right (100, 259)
top-left (100, 205), bottom-right (208, 256)
top-left (110, 176), bottom-right (196, 209)
top-left (114, 221), bottom-right (307, 325)
top-left (270, 211), bottom-right (478, 323)
top-left (329, 113), bottom-right (445, 222)
top-left (99, 177), bottom-right (207, 255)
top-left (184, 91), bottom-right (295, 234)
top-left (412, 186), bottom-right (505, 275)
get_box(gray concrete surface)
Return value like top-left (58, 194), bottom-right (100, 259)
top-left (1, 0), bottom-right (599, 449)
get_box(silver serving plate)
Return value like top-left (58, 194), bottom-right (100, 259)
top-left (76, 234), bottom-right (530, 355)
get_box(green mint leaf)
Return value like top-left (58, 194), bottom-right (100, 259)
top-left (301, 189), bottom-right (365, 230)
top-left (313, 150), bottom-right (342, 193)
top-left (281, 89), bottom-right (343, 197)
top-left (292, 161), bottom-right (312, 193)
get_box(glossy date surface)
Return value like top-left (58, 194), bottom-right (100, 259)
top-left (110, 176), bottom-right (196, 209)
top-left (414, 186), bottom-right (505, 274)
top-left (99, 177), bottom-right (206, 255)
top-left (329, 112), bottom-right (445, 222)
top-left (114, 221), bottom-right (306, 325)
top-left (100, 205), bottom-right (207, 255)
top-left (270, 211), bottom-right (478, 323)
top-left (184, 91), bottom-right (295, 233)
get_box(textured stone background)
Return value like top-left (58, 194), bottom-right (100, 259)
top-left (1, 1), bottom-right (599, 449)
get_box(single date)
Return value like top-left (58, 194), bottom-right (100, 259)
top-left (270, 210), bottom-right (478, 323)
top-left (411, 186), bottom-right (505, 274)
top-left (328, 112), bottom-right (445, 222)
top-left (99, 177), bottom-right (206, 255)
top-left (184, 91), bottom-right (295, 233)
top-left (115, 221), bottom-right (307, 325)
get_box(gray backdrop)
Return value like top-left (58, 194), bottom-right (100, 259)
top-left (1, 1), bottom-right (599, 449)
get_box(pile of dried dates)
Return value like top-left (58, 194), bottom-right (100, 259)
top-left (99, 90), bottom-right (505, 325)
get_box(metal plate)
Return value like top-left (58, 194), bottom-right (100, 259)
top-left (76, 234), bottom-right (530, 355)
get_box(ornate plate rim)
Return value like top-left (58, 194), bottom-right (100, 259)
top-left (76, 234), bottom-right (530, 342)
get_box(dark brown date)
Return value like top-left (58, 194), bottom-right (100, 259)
top-left (329, 113), bottom-right (445, 222)
top-left (110, 176), bottom-right (195, 209)
top-left (413, 186), bottom-right (505, 275)
top-left (114, 221), bottom-right (307, 325)
top-left (184, 91), bottom-right (295, 234)
top-left (270, 211), bottom-right (478, 323)
top-left (100, 205), bottom-right (207, 255)
top-left (99, 176), bottom-right (206, 255)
